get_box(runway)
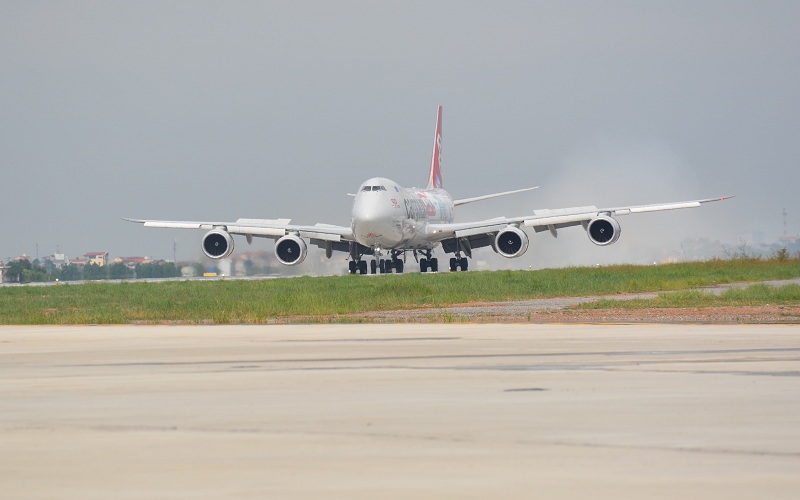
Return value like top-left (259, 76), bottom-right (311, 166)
top-left (2, 324), bottom-right (799, 499)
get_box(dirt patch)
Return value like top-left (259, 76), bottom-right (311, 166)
top-left (284, 305), bottom-right (800, 324)
top-left (506, 305), bottom-right (800, 324)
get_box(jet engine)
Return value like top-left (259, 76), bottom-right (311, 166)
top-left (494, 227), bottom-right (529, 258)
top-left (275, 234), bottom-right (308, 266)
top-left (587, 215), bottom-right (621, 246)
top-left (202, 229), bottom-right (234, 259)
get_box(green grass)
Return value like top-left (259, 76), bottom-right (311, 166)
top-left (1, 258), bottom-right (799, 324)
top-left (578, 283), bottom-right (800, 310)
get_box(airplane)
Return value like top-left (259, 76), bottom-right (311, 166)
top-left (125, 106), bottom-right (732, 275)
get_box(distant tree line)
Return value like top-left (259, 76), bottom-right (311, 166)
top-left (3, 259), bottom-right (182, 283)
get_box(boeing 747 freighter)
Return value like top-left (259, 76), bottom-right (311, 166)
top-left (126, 106), bottom-right (731, 274)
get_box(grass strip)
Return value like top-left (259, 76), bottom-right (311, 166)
top-left (1, 258), bottom-right (799, 324)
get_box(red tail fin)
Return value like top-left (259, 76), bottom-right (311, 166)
top-left (426, 105), bottom-right (443, 189)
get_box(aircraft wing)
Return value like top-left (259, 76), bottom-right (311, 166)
top-left (425, 196), bottom-right (733, 250)
top-left (453, 186), bottom-right (539, 206)
top-left (522, 196), bottom-right (734, 233)
top-left (123, 218), bottom-right (354, 243)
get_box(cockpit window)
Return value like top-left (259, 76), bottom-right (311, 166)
top-left (361, 185), bottom-right (388, 192)
top-left (361, 186), bottom-right (371, 191)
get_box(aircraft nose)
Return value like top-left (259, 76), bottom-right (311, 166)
top-left (353, 198), bottom-right (383, 230)
top-left (354, 188), bottom-right (395, 217)
top-left (353, 198), bottom-right (383, 223)
top-left (352, 192), bottom-right (397, 244)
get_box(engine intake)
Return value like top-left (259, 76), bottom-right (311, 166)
top-left (587, 216), bottom-right (621, 246)
top-left (275, 234), bottom-right (308, 265)
top-left (494, 227), bottom-right (529, 258)
top-left (202, 229), bottom-right (234, 259)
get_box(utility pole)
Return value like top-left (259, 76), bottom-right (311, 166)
top-left (173, 238), bottom-right (177, 263)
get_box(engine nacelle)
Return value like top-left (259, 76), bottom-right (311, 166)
top-left (494, 227), bottom-right (529, 258)
top-left (587, 215), bottom-right (621, 246)
top-left (202, 229), bottom-right (234, 259)
top-left (275, 234), bottom-right (308, 266)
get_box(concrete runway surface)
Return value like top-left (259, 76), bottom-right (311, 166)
top-left (2, 324), bottom-right (799, 499)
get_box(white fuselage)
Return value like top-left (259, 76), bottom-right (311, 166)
top-left (351, 177), bottom-right (454, 252)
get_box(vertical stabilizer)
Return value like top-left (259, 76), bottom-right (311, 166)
top-left (426, 105), bottom-right (443, 189)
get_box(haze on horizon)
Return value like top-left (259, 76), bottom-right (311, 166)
top-left (2, 2), bottom-right (798, 271)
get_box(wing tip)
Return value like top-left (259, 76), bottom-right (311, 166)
top-left (697, 195), bottom-right (735, 204)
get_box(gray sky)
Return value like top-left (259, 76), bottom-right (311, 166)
top-left (2, 1), bottom-right (799, 269)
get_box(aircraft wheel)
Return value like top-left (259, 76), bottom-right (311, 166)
top-left (359, 261), bottom-right (368, 275)
top-left (449, 257), bottom-right (457, 272)
top-left (394, 259), bottom-right (404, 273)
top-left (370, 260), bottom-right (378, 274)
top-left (420, 258), bottom-right (428, 273)
top-left (348, 261), bottom-right (357, 274)
top-left (430, 258), bottom-right (438, 272)
top-left (460, 257), bottom-right (468, 271)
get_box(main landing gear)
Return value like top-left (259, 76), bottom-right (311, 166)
top-left (449, 256), bottom-right (468, 272)
top-left (422, 255), bottom-right (468, 273)
top-left (348, 260), bottom-right (369, 275)
top-left (417, 250), bottom-right (438, 273)
top-left (448, 239), bottom-right (470, 272)
top-left (415, 250), bottom-right (468, 273)
top-left (348, 251), bottom-right (405, 275)
top-left (347, 249), bottom-right (469, 275)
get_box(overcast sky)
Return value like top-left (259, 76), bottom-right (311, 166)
top-left (2, 1), bottom-right (798, 270)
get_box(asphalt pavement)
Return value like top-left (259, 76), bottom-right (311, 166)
top-left (2, 324), bottom-right (799, 499)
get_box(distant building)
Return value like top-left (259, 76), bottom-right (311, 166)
top-left (42, 253), bottom-right (70, 269)
top-left (112, 256), bottom-right (151, 268)
top-left (0, 262), bottom-right (9, 283)
top-left (71, 258), bottom-right (87, 268)
top-left (84, 252), bottom-right (109, 267)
